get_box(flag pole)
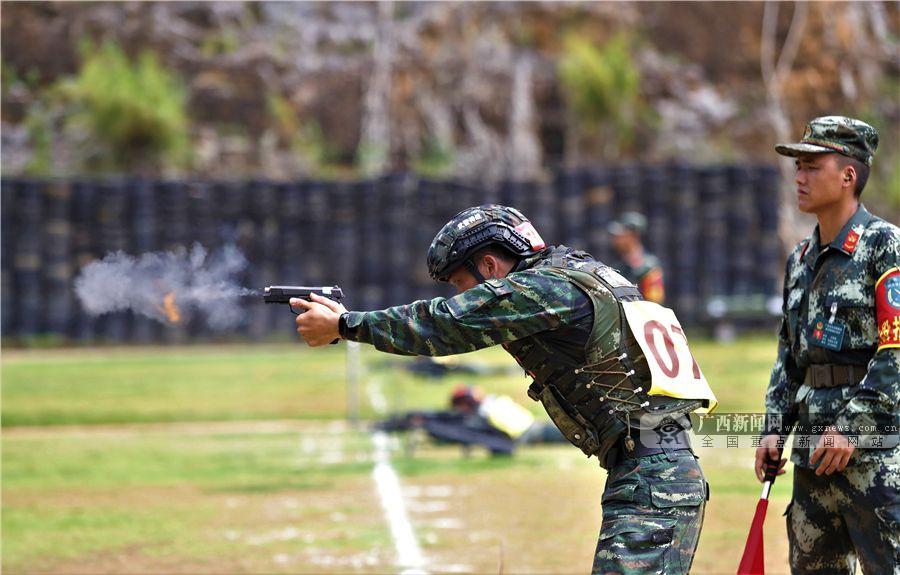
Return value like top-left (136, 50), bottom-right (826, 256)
top-left (737, 457), bottom-right (780, 575)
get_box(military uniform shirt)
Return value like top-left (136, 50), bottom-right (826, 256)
top-left (611, 253), bottom-right (665, 304)
top-left (765, 204), bottom-right (900, 467)
top-left (342, 267), bottom-right (602, 363)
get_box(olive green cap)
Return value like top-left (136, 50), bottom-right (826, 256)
top-left (608, 212), bottom-right (647, 236)
top-left (775, 116), bottom-right (879, 166)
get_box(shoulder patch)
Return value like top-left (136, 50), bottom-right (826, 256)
top-left (875, 267), bottom-right (900, 350)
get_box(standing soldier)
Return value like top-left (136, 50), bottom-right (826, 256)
top-left (608, 212), bottom-right (666, 304)
top-left (756, 116), bottom-right (900, 574)
top-left (294, 205), bottom-right (717, 574)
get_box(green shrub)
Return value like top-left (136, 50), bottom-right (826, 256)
top-left (200, 29), bottom-right (240, 58)
top-left (412, 138), bottom-right (455, 178)
top-left (266, 92), bottom-right (300, 143)
top-left (558, 32), bottom-right (643, 155)
top-left (23, 103), bottom-right (53, 176)
top-left (356, 141), bottom-right (388, 177)
top-left (266, 92), bottom-right (346, 177)
top-left (293, 121), bottom-right (338, 174)
top-left (1, 63), bottom-right (19, 98)
top-left (59, 41), bottom-right (190, 172)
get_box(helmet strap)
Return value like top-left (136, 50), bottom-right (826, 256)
top-left (510, 257), bottom-right (528, 273)
top-left (464, 259), bottom-right (487, 283)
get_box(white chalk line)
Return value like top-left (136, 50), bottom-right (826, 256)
top-left (366, 372), bottom-right (389, 415)
top-left (367, 374), bottom-right (428, 574)
top-left (372, 431), bottom-right (427, 574)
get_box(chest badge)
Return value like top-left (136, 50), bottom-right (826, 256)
top-left (811, 316), bottom-right (845, 351)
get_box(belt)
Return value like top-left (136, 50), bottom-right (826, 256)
top-left (609, 428), bottom-right (693, 467)
top-left (804, 364), bottom-right (867, 389)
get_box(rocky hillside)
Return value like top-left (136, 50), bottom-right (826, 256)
top-left (2, 1), bottom-right (898, 197)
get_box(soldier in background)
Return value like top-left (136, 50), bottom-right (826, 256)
top-left (756, 116), bottom-right (900, 574)
top-left (608, 212), bottom-right (666, 304)
top-left (293, 204), bottom-right (715, 574)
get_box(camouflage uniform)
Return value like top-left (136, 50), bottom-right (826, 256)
top-left (766, 116), bottom-right (900, 574)
top-left (608, 213), bottom-right (666, 304)
top-left (342, 245), bottom-right (707, 574)
top-left (611, 252), bottom-right (666, 306)
top-left (599, 451), bottom-right (706, 575)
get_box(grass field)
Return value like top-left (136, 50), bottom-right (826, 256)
top-left (2, 338), bottom-right (794, 574)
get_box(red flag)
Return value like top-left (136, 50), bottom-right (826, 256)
top-left (737, 498), bottom-right (769, 574)
top-left (738, 458), bottom-right (779, 574)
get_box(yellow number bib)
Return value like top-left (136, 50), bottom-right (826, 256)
top-left (622, 301), bottom-right (718, 413)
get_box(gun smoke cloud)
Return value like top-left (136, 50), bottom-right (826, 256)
top-left (75, 244), bottom-right (253, 329)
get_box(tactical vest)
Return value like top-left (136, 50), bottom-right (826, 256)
top-left (504, 247), bottom-right (699, 468)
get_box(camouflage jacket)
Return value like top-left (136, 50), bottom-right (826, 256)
top-left (342, 247), bottom-right (597, 359)
top-left (765, 204), bottom-right (900, 466)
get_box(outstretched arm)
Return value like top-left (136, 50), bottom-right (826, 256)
top-left (296, 270), bottom-right (589, 357)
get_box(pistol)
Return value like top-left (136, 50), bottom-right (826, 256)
top-left (264, 285), bottom-right (345, 345)
top-left (263, 285), bottom-right (344, 315)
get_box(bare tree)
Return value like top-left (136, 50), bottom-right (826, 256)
top-left (358, 1), bottom-right (394, 176)
top-left (507, 55), bottom-right (543, 181)
top-left (760, 1), bottom-right (810, 252)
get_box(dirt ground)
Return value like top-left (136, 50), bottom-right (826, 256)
top-left (390, 446), bottom-right (792, 575)
top-left (4, 421), bottom-right (794, 575)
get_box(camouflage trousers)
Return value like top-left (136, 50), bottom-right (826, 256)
top-left (592, 450), bottom-right (707, 575)
top-left (786, 453), bottom-right (900, 575)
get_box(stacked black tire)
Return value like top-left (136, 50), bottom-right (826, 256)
top-left (0, 165), bottom-right (783, 343)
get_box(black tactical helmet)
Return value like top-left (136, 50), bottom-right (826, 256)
top-left (427, 205), bottom-right (546, 282)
